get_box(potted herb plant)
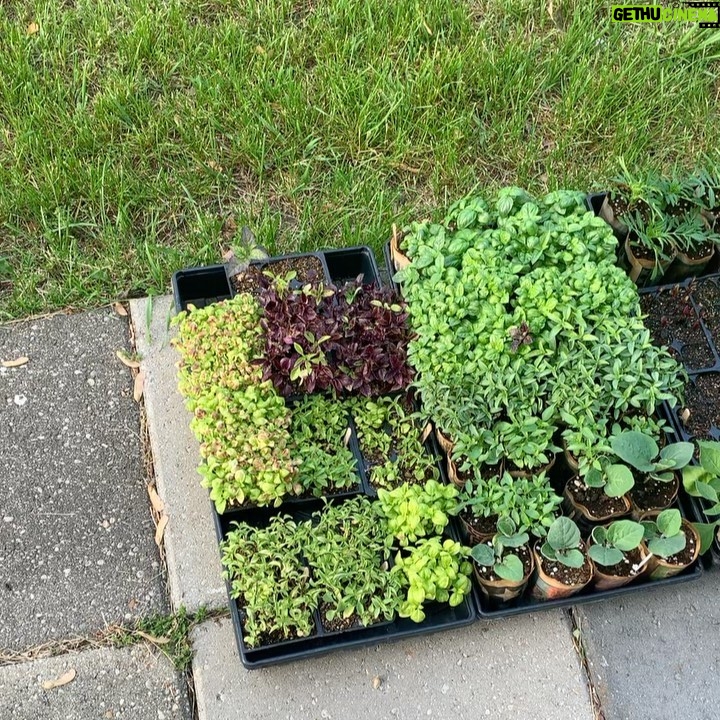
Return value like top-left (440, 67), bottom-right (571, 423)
top-left (681, 440), bottom-right (720, 553)
top-left (455, 471), bottom-right (562, 545)
top-left (587, 519), bottom-right (647, 591)
top-left (640, 508), bottom-right (701, 580)
top-left (531, 517), bottom-right (594, 601)
top-left (470, 517), bottom-right (534, 604)
top-left (610, 431), bottom-right (694, 515)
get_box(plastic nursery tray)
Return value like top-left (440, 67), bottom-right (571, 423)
top-left (212, 498), bottom-right (476, 669)
top-left (321, 246), bottom-right (381, 287)
top-left (172, 247), bottom-right (386, 313)
top-left (382, 240), bottom-right (402, 294)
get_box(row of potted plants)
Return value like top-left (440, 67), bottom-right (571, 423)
top-left (596, 165), bottom-right (720, 284)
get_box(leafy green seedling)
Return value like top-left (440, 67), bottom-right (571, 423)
top-left (641, 508), bottom-right (686, 558)
top-left (610, 431), bottom-right (693, 481)
top-left (588, 520), bottom-right (645, 567)
top-left (682, 441), bottom-right (720, 514)
top-left (470, 517), bottom-right (529, 582)
top-left (540, 517), bottom-right (585, 568)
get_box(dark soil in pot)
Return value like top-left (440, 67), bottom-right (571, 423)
top-left (536, 551), bottom-right (593, 587)
top-left (693, 278), bottom-right (720, 346)
top-left (682, 373), bottom-right (720, 440)
top-left (474, 544), bottom-right (532, 583)
top-left (658, 524), bottom-right (698, 567)
top-left (459, 510), bottom-right (499, 540)
top-left (594, 545), bottom-right (644, 579)
top-left (640, 290), bottom-right (714, 370)
top-left (566, 478), bottom-right (629, 518)
top-left (679, 240), bottom-right (716, 262)
top-left (628, 474), bottom-right (677, 512)
top-left (231, 255), bottom-right (325, 295)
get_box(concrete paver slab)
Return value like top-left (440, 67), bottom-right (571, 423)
top-left (0, 309), bottom-right (166, 650)
top-left (0, 643), bottom-right (190, 720)
top-left (129, 296), bottom-right (226, 613)
top-left (191, 614), bottom-right (594, 720)
top-left (577, 571), bottom-right (720, 720)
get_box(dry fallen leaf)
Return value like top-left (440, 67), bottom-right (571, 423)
top-left (42, 668), bottom-right (76, 690)
top-left (147, 484), bottom-right (164, 514)
top-left (372, 676), bottom-right (382, 690)
top-left (343, 427), bottom-right (352, 447)
top-left (1, 356), bottom-right (29, 368)
top-left (421, 422), bottom-right (432, 443)
top-left (154, 514), bottom-right (168, 546)
top-left (135, 630), bottom-right (171, 645)
top-left (113, 302), bottom-right (128, 317)
top-left (116, 350), bottom-right (140, 369)
top-left (27, 22), bottom-right (39, 35)
top-left (680, 408), bottom-right (691, 423)
top-left (133, 371), bottom-right (145, 403)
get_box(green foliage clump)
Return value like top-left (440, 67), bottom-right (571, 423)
top-left (304, 498), bottom-right (402, 627)
top-left (290, 394), bottom-right (359, 496)
top-left (458, 472), bottom-right (562, 538)
top-left (221, 515), bottom-right (318, 648)
top-left (377, 479), bottom-right (458, 546)
top-left (395, 188), bottom-right (685, 473)
top-left (393, 537), bottom-right (472, 623)
top-left (470, 517), bottom-right (530, 582)
top-left (173, 294), bottom-right (297, 511)
top-left (349, 395), bottom-right (438, 490)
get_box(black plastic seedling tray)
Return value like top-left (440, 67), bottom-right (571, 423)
top-left (172, 264), bottom-right (232, 312)
top-left (382, 240), bottom-right (402, 294)
top-left (322, 246), bottom-right (381, 287)
top-left (212, 498), bottom-right (476, 669)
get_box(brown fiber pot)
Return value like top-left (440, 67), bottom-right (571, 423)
top-left (624, 236), bottom-right (676, 285)
top-left (562, 482), bottom-right (632, 524)
top-left (590, 541), bottom-right (650, 591)
top-left (473, 550), bottom-right (534, 604)
top-left (435, 427), bottom-right (454, 455)
top-left (459, 512), bottom-right (497, 546)
top-left (639, 514), bottom-right (701, 580)
top-left (664, 244), bottom-right (715, 281)
top-left (531, 541), bottom-right (594, 601)
top-left (389, 225), bottom-right (410, 272)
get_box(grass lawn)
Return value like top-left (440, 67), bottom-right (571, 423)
top-left (0, 0), bottom-right (719, 319)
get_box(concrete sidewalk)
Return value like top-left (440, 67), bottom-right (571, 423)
top-left (3, 298), bottom-right (719, 720)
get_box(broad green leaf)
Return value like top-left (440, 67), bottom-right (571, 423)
top-left (682, 465), bottom-right (707, 496)
top-left (656, 508), bottom-right (682, 537)
top-left (658, 442), bottom-right (694, 469)
top-left (699, 441), bottom-right (720, 476)
top-left (588, 544), bottom-right (623, 567)
top-left (611, 431), bottom-right (658, 472)
top-left (496, 516), bottom-right (516, 536)
top-left (547, 517), bottom-right (580, 551)
top-left (495, 554), bottom-right (525, 582)
top-left (590, 526), bottom-right (608, 545)
top-left (502, 532), bottom-right (529, 548)
top-left (648, 533), bottom-right (686, 558)
top-left (470, 544), bottom-right (495, 567)
top-left (585, 468), bottom-right (604, 488)
top-left (559, 548), bottom-right (585, 568)
top-left (607, 520), bottom-right (645, 551)
top-left (604, 464), bottom-right (635, 498)
top-left (692, 522), bottom-right (719, 555)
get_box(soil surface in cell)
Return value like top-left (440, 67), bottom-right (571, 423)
top-left (536, 546), bottom-right (593, 587)
top-left (682, 373), bottom-right (720, 440)
top-left (474, 544), bottom-right (532, 583)
top-left (641, 289), bottom-right (714, 370)
top-left (460, 511), bottom-right (499, 541)
top-left (566, 479), bottom-right (629, 519)
top-left (628, 474), bottom-right (677, 512)
top-left (693, 278), bottom-right (720, 349)
top-left (593, 545), bottom-right (644, 579)
top-left (231, 255), bottom-right (325, 296)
